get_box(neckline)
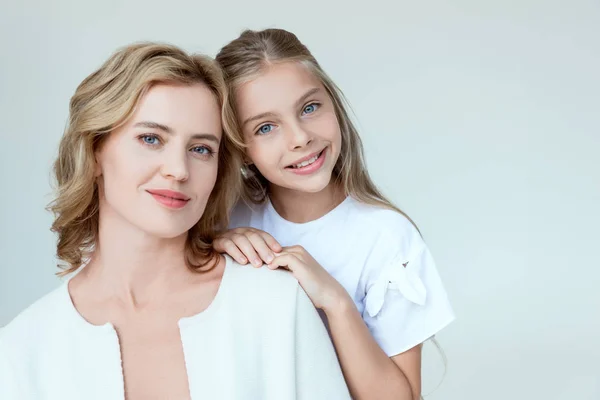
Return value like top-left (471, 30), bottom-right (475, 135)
top-left (178, 255), bottom-right (230, 328)
top-left (265, 195), bottom-right (353, 230)
top-left (62, 255), bottom-right (232, 332)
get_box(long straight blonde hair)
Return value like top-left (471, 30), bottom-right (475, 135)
top-left (215, 28), bottom-right (417, 227)
top-left (48, 42), bottom-right (244, 276)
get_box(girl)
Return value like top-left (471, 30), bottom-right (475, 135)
top-left (214, 29), bottom-right (455, 400)
top-left (0, 42), bottom-right (350, 400)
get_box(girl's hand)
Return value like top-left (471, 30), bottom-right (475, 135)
top-left (213, 227), bottom-right (282, 267)
top-left (267, 245), bottom-right (348, 312)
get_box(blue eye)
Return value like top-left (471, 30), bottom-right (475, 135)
top-left (192, 146), bottom-right (214, 156)
top-left (302, 103), bottom-right (319, 115)
top-left (140, 134), bottom-right (160, 145)
top-left (257, 124), bottom-right (274, 135)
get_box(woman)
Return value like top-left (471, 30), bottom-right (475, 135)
top-left (214, 29), bottom-right (455, 400)
top-left (0, 42), bottom-right (350, 400)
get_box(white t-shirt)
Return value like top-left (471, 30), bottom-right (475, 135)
top-left (0, 256), bottom-right (350, 400)
top-left (230, 197), bottom-right (455, 356)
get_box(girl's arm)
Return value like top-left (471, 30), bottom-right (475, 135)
top-left (268, 247), bottom-right (421, 400)
top-left (292, 282), bottom-right (352, 399)
top-left (214, 229), bottom-right (425, 399)
top-left (326, 292), bottom-right (421, 400)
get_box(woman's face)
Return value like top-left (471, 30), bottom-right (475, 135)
top-left (235, 62), bottom-right (342, 194)
top-left (95, 83), bottom-right (222, 239)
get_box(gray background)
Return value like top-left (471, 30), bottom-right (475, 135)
top-left (1, 0), bottom-right (599, 398)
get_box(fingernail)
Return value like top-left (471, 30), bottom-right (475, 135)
top-left (265, 254), bottom-right (274, 263)
top-left (253, 259), bottom-right (262, 267)
top-left (240, 257), bottom-right (248, 264)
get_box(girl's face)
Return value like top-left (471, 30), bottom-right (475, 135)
top-left (95, 83), bottom-right (222, 239)
top-left (235, 62), bottom-right (342, 194)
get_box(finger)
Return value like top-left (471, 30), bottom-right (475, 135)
top-left (214, 238), bottom-right (248, 265)
top-left (280, 245), bottom-right (307, 261)
top-left (259, 231), bottom-right (282, 253)
top-left (282, 245), bottom-right (304, 253)
top-left (246, 232), bottom-right (276, 264)
top-left (267, 253), bottom-right (300, 272)
top-left (230, 234), bottom-right (263, 267)
top-left (213, 236), bottom-right (229, 253)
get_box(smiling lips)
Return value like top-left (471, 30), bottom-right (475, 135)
top-left (146, 189), bottom-right (190, 209)
top-left (286, 148), bottom-right (327, 175)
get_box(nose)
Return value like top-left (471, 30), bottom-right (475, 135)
top-left (160, 148), bottom-right (189, 181)
top-left (287, 121), bottom-right (313, 150)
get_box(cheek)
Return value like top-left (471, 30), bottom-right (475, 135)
top-left (191, 162), bottom-right (219, 196)
top-left (318, 113), bottom-right (342, 144)
top-left (100, 149), bottom-right (150, 196)
top-left (208, 162), bottom-right (220, 187)
top-left (246, 139), bottom-right (281, 170)
top-left (101, 165), bottom-right (139, 203)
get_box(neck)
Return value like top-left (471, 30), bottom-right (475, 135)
top-left (269, 180), bottom-right (346, 223)
top-left (80, 206), bottom-right (192, 307)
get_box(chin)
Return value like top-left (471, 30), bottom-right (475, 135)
top-left (293, 176), bottom-right (332, 194)
top-left (140, 223), bottom-right (195, 240)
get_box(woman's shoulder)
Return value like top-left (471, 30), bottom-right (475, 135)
top-left (1, 283), bottom-right (69, 345)
top-left (225, 256), bottom-right (300, 291)
top-left (221, 256), bottom-right (304, 310)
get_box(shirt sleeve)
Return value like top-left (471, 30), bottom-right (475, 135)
top-left (293, 285), bottom-right (351, 400)
top-left (362, 217), bottom-right (455, 357)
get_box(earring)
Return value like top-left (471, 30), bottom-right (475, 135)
top-left (241, 164), bottom-right (255, 179)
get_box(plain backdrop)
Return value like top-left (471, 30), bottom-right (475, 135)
top-left (1, 0), bottom-right (599, 398)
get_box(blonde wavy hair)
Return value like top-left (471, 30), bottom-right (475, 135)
top-left (215, 28), bottom-right (417, 227)
top-left (48, 42), bottom-right (244, 276)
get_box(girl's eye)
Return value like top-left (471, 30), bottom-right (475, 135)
top-left (140, 134), bottom-right (160, 146)
top-left (257, 124), bottom-right (274, 135)
top-left (301, 103), bottom-right (320, 115)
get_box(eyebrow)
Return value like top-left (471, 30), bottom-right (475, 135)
top-left (294, 87), bottom-right (321, 109)
top-left (133, 121), bottom-right (220, 143)
top-left (241, 112), bottom-right (278, 128)
top-left (241, 87), bottom-right (322, 128)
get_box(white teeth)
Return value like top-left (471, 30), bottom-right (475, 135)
top-left (293, 154), bottom-right (319, 168)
